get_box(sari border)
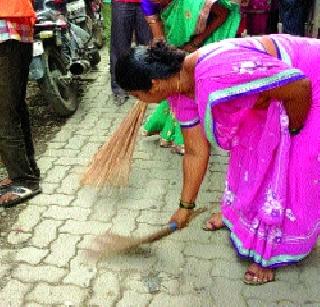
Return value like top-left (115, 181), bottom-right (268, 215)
top-left (223, 218), bottom-right (309, 268)
top-left (195, 0), bottom-right (217, 34)
top-left (204, 69), bottom-right (306, 145)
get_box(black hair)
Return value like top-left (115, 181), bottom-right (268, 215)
top-left (115, 42), bottom-right (186, 92)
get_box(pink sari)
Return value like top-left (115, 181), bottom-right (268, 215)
top-left (170, 35), bottom-right (320, 267)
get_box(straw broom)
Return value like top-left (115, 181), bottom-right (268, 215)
top-left (81, 100), bottom-right (147, 187)
top-left (87, 208), bottom-right (208, 260)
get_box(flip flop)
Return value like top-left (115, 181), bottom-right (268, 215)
top-left (0, 185), bottom-right (42, 207)
top-left (243, 270), bottom-right (275, 286)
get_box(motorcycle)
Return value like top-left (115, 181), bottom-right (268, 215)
top-left (29, 0), bottom-right (101, 116)
top-left (67, 0), bottom-right (105, 49)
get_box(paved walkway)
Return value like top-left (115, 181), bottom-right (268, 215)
top-left (0, 49), bottom-right (320, 307)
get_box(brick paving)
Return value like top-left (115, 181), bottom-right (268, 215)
top-left (0, 48), bottom-right (319, 307)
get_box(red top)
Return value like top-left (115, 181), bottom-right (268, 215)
top-left (0, 0), bottom-right (35, 25)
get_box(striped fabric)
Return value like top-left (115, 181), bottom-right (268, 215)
top-left (0, 20), bottom-right (33, 43)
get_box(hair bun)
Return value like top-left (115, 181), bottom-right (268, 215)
top-left (147, 42), bottom-right (186, 72)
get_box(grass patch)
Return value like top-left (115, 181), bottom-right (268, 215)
top-left (102, 4), bottom-right (112, 49)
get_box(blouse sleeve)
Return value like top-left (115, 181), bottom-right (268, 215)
top-left (141, 0), bottom-right (161, 16)
top-left (167, 95), bottom-right (200, 128)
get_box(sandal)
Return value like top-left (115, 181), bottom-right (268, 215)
top-left (142, 130), bottom-right (160, 137)
top-left (171, 145), bottom-right (185, 155)
top-left (243, 270), bottom-right (275, 286)
top-left (160, 139), bottom-right (173, 148)
top-left (0, 185), bottom-right (42, 207)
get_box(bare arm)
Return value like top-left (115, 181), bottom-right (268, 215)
top-left (170, 125), bottom-right (210, 228)
top-left (145, 16), bottom-right (165, 41)
top-left (255, 78), bottom-right (312, 131)
top-left (180, 125), bottom-right (210, 203)
top-left (184, 3), bottom-right (228, 51)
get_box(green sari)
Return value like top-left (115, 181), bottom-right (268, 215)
top-left (143, 0), bottom-right (240, 147)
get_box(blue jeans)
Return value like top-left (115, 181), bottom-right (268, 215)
top-left (110, 1), bottom-right (151, 95)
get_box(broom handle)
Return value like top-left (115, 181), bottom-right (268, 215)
top-left (137, 207), bottom-right (208, 245)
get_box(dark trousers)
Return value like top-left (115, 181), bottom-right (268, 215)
top-left (0, 40), bottom-right (40, 187)
top-left (110, 1), bottom-right (151, 95)
top-left (279, 0), bottom-right (313, 36)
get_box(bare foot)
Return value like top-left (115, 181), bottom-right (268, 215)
top-left (244, 263), bottom-right (275, 285)
top-left (203, 212), bottom-right (225, 231)
top-left (0, 193), bottom-right (19, 205)
top-left (0, 178), bottom-right (12, 188)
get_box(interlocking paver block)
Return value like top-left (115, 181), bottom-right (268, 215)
top-left (13, 264), bottom-right (66, 283)
top-left (11, 205), bottom-right (46, 232)
top-left (63, 250), bottom-right (97, 287)
top-left (150, 293), bottom-right (217, 307)
top-left (44, 165), bottom-right (71, 183)
top-left (56, 174), bottom-right (81, 194)
top-left (16, 247), bottom-right (48, 265)
top-left (117, 291), bottom-right (152, 307)
top-left (29, 194), bottom-right (75, 207)
top-left (26, 283), bottom-right (87, 305)
top-left (89, 271), bottom-right (120, 307)
top-left (0, 280), bottom-right (30, 307)
top-left (32, 220), bottom-right (62, 248)
top-left (60, 220), bottom-right (111, 235)
top-left (72, 188), bottom-right (100, 208)
top-left (43, 206), bottom-right (90, 221)
top-left (110, 209), bottom-right (139, 236)
top-left (44, 234), bottom-right (80, 267)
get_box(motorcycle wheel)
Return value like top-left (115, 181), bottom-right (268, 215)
top-left (90, 50), bottom-right (101, 67)
top-left (39, 47), bottom-right (79, 117)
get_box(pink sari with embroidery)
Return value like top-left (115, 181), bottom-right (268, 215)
top-left (169, 35), bottom-right (320, 267)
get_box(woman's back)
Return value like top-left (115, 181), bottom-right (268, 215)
top-left (268, 35), bottom-right (320, 80)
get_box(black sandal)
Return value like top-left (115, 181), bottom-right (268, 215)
top-left (0, 185), bottom-right (42, 207)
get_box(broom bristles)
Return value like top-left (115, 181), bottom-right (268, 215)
top-left (86, 208), bottom-right (208, 260)
top-left (81, 100), bottom-right (147, 187)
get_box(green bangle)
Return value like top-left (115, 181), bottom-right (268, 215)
top-left (179, 200), bottom-right (196, 209)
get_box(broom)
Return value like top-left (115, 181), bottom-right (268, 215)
top-left (81, 100), bottom-right (147, 187)
top-left (87, 207), bottom-right (208, 260)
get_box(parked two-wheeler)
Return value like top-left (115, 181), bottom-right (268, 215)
top-left (29, 0), bottom-right (101, 116)
top-left (66, 0), bottom-right (104, 49)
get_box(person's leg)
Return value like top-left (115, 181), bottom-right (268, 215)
top-left (133, 3), bottom-right (152, 45)
top-left (110, 1), bottom-right (135, 99)
top-left (18, 43), bottom-right (40, 178)
top-left (0, 40), bottom-right (39, 190)
top-left (279, 0), bottom-right (305, 36)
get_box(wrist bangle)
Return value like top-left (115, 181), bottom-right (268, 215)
top-left (179, 200), bottom-right (196, 209)
top-left (290, 126), bottom-right (303, 135)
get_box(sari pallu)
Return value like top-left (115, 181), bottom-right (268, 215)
top-left (178, 35), bottom-right (320, 267)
